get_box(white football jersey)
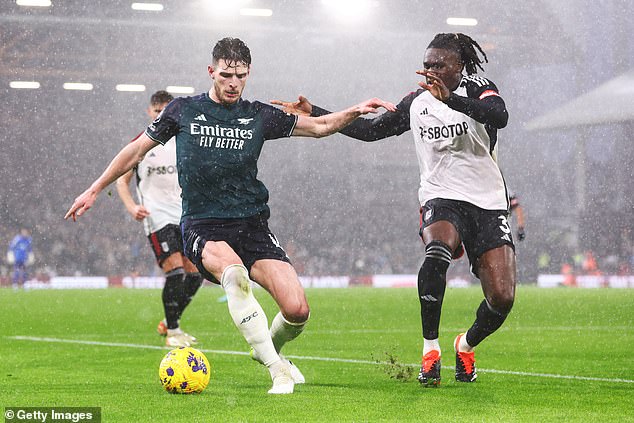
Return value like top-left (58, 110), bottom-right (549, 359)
top-left (132, 135), bottom-right (182, 235)
top-left (410, 76), bottom-right (508, 210)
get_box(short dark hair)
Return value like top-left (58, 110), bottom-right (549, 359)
top-left (150, 90), bottom-right (173, 105)
top-left (212, 37), bottom-right (252, 67)
top-left (427, 33), bottom-right (488, 75)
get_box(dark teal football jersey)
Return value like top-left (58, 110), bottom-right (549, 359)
top-left (145, 92), bottom-right (298, 220)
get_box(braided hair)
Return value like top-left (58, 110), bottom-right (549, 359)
top-left (427, 33), bottom-right (488, 75)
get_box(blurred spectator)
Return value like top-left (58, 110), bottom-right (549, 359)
top-left (7, 227), bottom-right (33, 288)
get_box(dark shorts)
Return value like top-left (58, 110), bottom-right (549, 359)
top-left (419, 198), bottom-right (515, 275)
top-left (181, 210), bottom-right (290, 282)
top-left (147, 224), bottom-right (184, 266)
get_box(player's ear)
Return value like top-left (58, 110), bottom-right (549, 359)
top-left (208, 65), bottom-right (215, 79)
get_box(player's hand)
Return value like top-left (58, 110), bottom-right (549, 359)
top-left (356, 98), bottom-right (396, 115)
top-left (130, 205), bottom-right (151, 221)
top-left (416, 70), bottom-right (451, 102)
top-left (517, 227), bottom-right (526, 241)
top-left (64, 188), bottom-right (98, 221)
top-left (270, 95), bottom-right (313, 116)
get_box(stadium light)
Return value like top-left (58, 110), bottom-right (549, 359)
top-left (321, 0), bottom-right (377, 21)
top-left (240, 8), bottom-right (273, 17)
top-left (63, 82), bottom-right (94, 91)
top-left (10, 81), bottom-right (40, 89)
top-left (446, 17), bottom-right (478, 26)
top-left (116, 84), bottom-right (146, 92)
top-left (131, 2), bottom-right (164, 11)
top-left (16, 0), bottom-right (51, 6)
top-left (166, 85), bottom-right (195, 94)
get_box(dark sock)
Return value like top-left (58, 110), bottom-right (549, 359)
top-left (163, 267), bottom-right (185, 329)
top-left (177, 272), bottom-right (204, 319)
top-left (465, 300), bottom-right (509, 348)
top-left (418, 241), bottom-right (452, 340)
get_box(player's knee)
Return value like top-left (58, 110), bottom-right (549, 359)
top-left (418, 241), bottom-right (452, 289)
top-left (283, 303), bottom-right (310, 324)
top-left (488, 290), bottom-right (514, 315)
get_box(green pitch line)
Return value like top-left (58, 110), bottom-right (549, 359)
top-left (9, 335), bottom-right (633, 384)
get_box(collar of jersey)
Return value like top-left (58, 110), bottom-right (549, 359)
top-left (205, 91), bottom-right (242, 109)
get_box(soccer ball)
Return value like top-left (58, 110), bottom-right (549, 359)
top-left (159, 347), bottom-right (211, 394)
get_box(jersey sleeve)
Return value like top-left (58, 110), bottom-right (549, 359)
top-left (259, 103), bottom-right (299, 140)
top-left (311, 90), bottom-right (420, 142)
top-left (145, 98), bottom-right (184, 145)
top-left (445, 77), bottom-right (508, 128)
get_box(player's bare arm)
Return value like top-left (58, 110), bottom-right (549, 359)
top-left (116, 169), bottom-right (151, 221)
top-left (65, 134), bottom-right (157, 221)
top-left (291, 98), bottom-right (396, 138)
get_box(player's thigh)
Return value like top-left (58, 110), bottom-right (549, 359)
top-left (201, 240), bottom-right (243, 281)
top-left (182, 256), bottom-right (199, 274)
top-left (161, 252), bottom-right (200, 275)
top-left (476, 245), bottom-right (516, 312)
top-left (250, 259), bottom-right (309, 322)
top-left (420, 199), bottom-right (463, 251)
top-left (161, 252), bottom-right (185, 273)
top-left (421, 220), bottom-right (461, 250)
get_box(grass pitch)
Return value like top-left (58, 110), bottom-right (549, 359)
top-left (1, 286), bottom-right (633, 422)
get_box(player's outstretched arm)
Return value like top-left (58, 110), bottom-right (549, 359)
top-left (64, 134), bottom-right (157, 221)
top-left (417, 70), bottom-right (508, 128)
top-left (116, 169), bottom-right (150, 221)
top-left (291, 98), bottom-right (396, 138)
top-left (274, 94), bottom-right (413, 142)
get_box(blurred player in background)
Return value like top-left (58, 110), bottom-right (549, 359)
top-left (509, 192), bottom-right (526, 241)
top-left (116, 90), bottom-right (203, 348)
top-left (7, 227), bottom-right (33, 289)
top-left (274, 33), bottom-right (515, 387)
top-left (65, 37), bottom-right (395, 394)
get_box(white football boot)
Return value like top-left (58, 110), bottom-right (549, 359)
top-left (251, 348), bottom-right (305, 384)
top-left (165, 328), bottom-right (198, 347)
top-left (268, 364), bottom-right (294, 394)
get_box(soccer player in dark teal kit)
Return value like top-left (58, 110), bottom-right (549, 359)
top-left (65, 37), bottom-right (395, 394)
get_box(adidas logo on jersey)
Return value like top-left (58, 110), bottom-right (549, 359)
top-left (194, 114), bottom-right (207, 121)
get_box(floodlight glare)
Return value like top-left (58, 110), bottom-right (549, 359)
top-left (63, 82), bottom-right (94, 91)
top-left (16, 0), bottom-right (51, 7)
top-left (131, 3), bottom-right (164, 11)
top-left (10, 81), bottom-right (41, 89)
top-left (166, 86), bottom-right (195, 94)
top-left (116, 84), bottom-right (146, 92)
top-left (446, 17), bottom-right (478, 26)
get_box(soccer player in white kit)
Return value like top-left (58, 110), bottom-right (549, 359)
top-left (116, 91), bottom-right (203, 348)
top-left (273, 33), bottom-right (515, 386)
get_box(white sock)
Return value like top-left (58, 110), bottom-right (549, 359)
top-left (458, 334), bottom-right (474, 353)
top-left (166, 328), bottom-right (184, 336)
top-left (221, 264), bottom-right (280, 368)
top-left (270, 311), bottom-right (308, 353)
top-left (423, 338), bottom-right (441, 355)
